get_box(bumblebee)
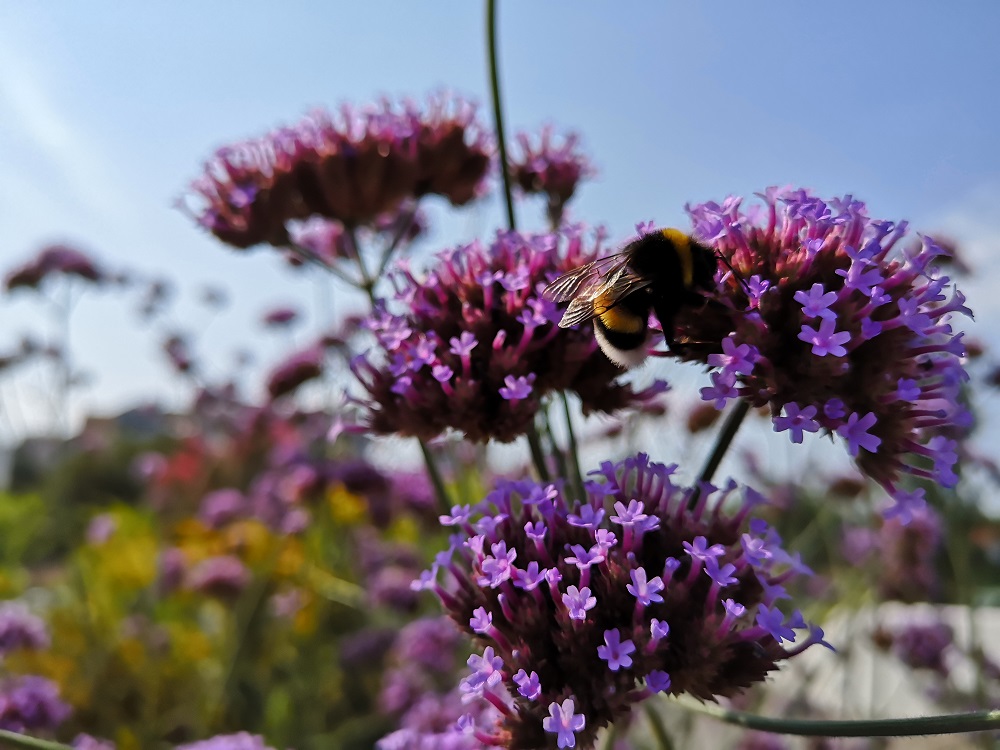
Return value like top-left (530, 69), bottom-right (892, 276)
top-left (543, 228), bottom-right (721, 368)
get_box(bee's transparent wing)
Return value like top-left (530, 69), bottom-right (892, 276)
top-left (556, 268), bottom-right (655, 329)
top-left (542, 253), bottom-right (630, 303)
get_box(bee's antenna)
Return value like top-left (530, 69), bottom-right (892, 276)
top-left (716, 250), bottom-right (751, 295)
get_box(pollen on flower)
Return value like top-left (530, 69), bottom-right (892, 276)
top-left (681, 189), bottom-right (972, 510)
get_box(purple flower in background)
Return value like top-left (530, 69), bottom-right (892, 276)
top-left (261, 305), bottom-right (300, 328)
top-left (176, 733), bottom-right (278, 750)
top-left (877, 502), bottom-right (943, 602)
top-left (162, 333), bottom-right (196, 375)
top-left (0, 675), bottom-right (71, 733)
top-left (72, 734), bottom-right (116, 750)
top-left (182, 93), bottom-right (491, 249)
top-left (510, 125), bottom-right (596, 226)
top-left (266, 345), bottom-right (324, 399)
top-left (85, 513), bottom-right (118, 545)
top-left (420, 453), bottom-right (825, 749)
top-left (884, 618), bottom-right (954, 674)
top-left (355, 228), bottom-right (668, 443)
top-left (682, 189), bottom-right (971, 507)
top-left (198, 488), bottom-right (246, 529)
top-left (186, 555), bottom-right (250, 600)
top-left (4, 244), bottom-right (105, 291)
top-left (0, 602), bottom-right (49, 654)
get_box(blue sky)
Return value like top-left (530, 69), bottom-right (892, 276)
top-left (1, 2), bottom-right (999, 443)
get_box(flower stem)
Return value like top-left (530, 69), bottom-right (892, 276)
top-left (673, 695), bottom-right (1000, 738)
top-left (345, 227), bottom-right (377, 302)
top-left (560, 392), bottom-right (585, 500)
top-left (419, 439), bottom-right (454, 515)
top-left (286, 241), bottom-right (362, 287)
top-left (376, 205), bottom-right (417, 278)
top-left (486, 0), bottom-right (517, 232)
top-left (526, 424), bottom-right (551, 483)
top-left (0, 729), bottom-right (75, 750)
top-left (542, 408), bottom-right (570, 488)
top-left (645, 703), bottom-right (676, 750)
top-left (689, 398), bottom-right (750, 508)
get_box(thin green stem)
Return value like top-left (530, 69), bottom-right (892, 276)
top-left (419, 439), bottom-right (454, 515)
top-left (0, 730), bottom-right (75, 750)
top-left (486, 0), bottom-right (517, 232)
top-left (526, 425), bottom-right (551, 483)
top-left (286, 241), bottom-right (362, 287)
top-left (645, 703), bottom-right (675, 750)
top-left (560, 392), bottom-right (585, 500)
top-left (673, 695), bottom-right (1000, 738)
top-left (689, 399), bottom-right (751, 508)
top-left (345, 227), bottom-right (378, 304)
top-left (542, 407), bottom-right (570, 487)
top-left (376, 206), bottom-right (418, 278)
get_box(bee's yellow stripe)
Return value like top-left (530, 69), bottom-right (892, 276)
top-left (661, 228), bottom-right (693, 288)
top-left (596, 299), bottom-right (645, 334)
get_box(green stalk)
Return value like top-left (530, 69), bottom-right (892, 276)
top-left (645, 703), bottom-right (676, 750)
top-left (560, 392), bottom-right (585, 500)
top-left (0, 730), bottom-right (75, 750)
top-left (526, 424), bottom-right (551, 483)
top-left (689, 399), bottom-right (750, 507)
top-left (673, 695), bottom-right (1000, 738)
top-left (486, 0), bottom-right (517, 232)
top-left (541, 407), bottom-right (569, 484)
top-left (375, 205), bottom-right (418, 278)
top-left (419, 439), bottom-right (454, 515)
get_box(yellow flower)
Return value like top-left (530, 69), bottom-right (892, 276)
top-left (223, 519), bottom-right (273, 562)
top-left (327, 484), bottom-right (367, 525)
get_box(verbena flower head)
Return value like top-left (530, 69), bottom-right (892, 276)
top-left (354, 228), bottom-right (667, 443)
top-left (681, 189), bottom-right (971, 510)
top-left (877, 502), bottom-right (942, 602)
top-left (510, 126), bottom-right (595, 226)
top-left (881, 618), bottom-right (954, 675)
top-left (183, 93), bottom-right (491, 249)
top-left (261, 305), bottom-right (300, 328)
top-left (0, 602), bottom-right (50, 654)
top-left (420, 453), bottom-right (826, 749)
top-left (4, 244), bottom-right (105, 291)
top-left (0, 675), bottom-right (71, 733)
top-left (186, 555), bottom-right (250, 600)
top-left (265, 344), bottom-right (324, 399)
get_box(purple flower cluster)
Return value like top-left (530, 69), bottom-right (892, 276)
top-left (0, 601), bottom-right (50, 654)
top-left (510, 126), bottom-right (595, 226)
top-left (260, 306), bottom-right (300, 328)
top-left (185, 555), bottom-right (251, 600)
top-left (878, 503), bottom-right (943, 602)
top-left (176, 732), bottom-right (279, 750)
top-left (354, 228), bottom-right (667, 443)
top-left (377, 617), bottom-right (497, 750)
top-left (418, 453), bottom-right (826, 749)
top-left (884, 619), bottom-right (954, 675)
top-left (0, 675), bottom-right (71, 733)
top-left (184, 93), bottom-right (491, 249)
top-left (265, 345), bottom-right (325, 399)
top-left (681, 189), bottom-right (971, 514)
top-left (4, 244), bottom-right (105, 291)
